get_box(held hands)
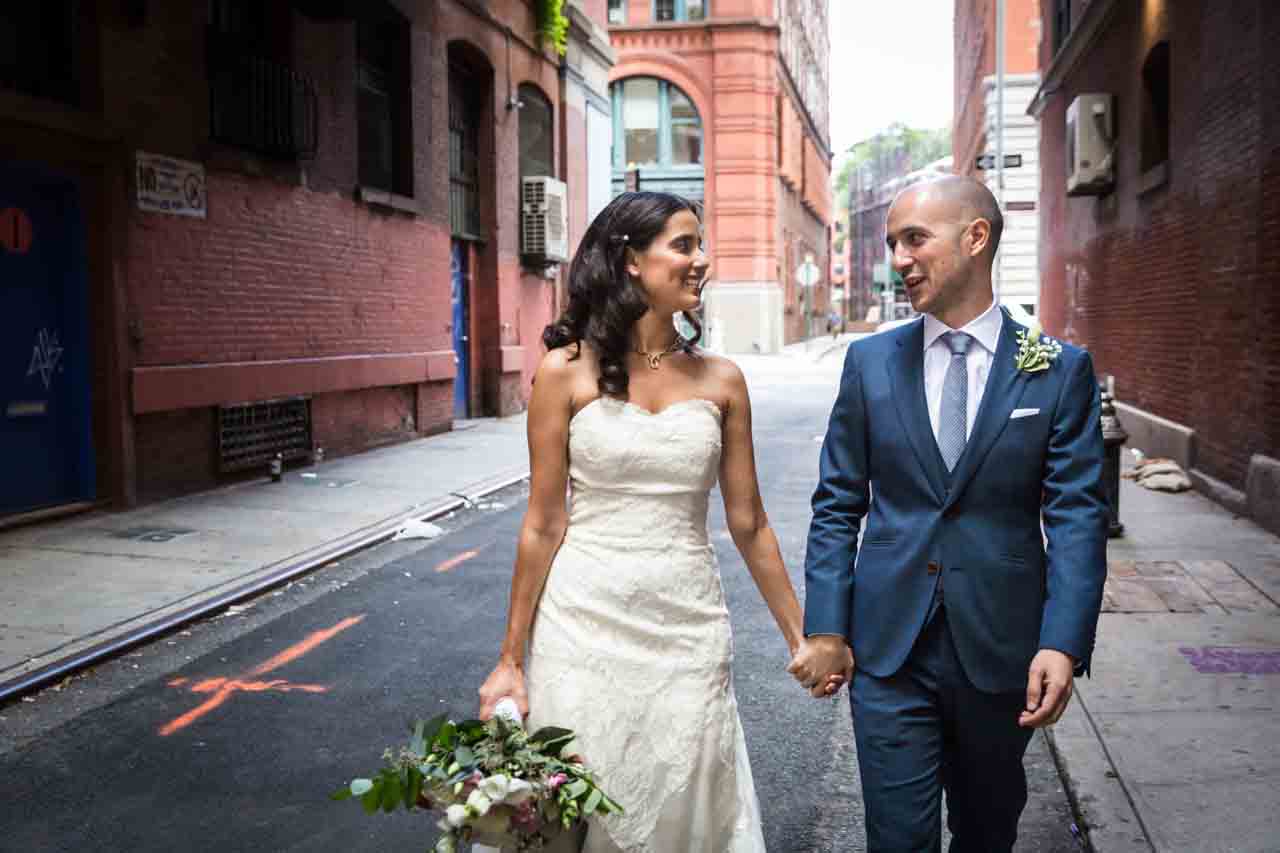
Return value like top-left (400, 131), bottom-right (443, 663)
top-left (1019, 649), bottom-right (1075, 728)
top-left (787, 636), bottom-right (854, 698)
top-left (478, 658), bottom-right (529, 721)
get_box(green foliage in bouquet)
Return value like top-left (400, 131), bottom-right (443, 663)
top-left (536, 0), bottom-right (569, 56)
top-left (333, 712), bottom-right (622, 852)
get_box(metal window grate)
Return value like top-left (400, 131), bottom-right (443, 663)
top-left (449, 66), bottom-right (484, 240)
top-left (218, 397), bottom-right (312, 473)
top-left (208, 36), bottom-right (318, 159)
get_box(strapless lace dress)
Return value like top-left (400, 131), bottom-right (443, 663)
top-left (525, 396), bottom-right (766, 852)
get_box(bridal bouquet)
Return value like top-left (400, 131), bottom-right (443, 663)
top-left (333, 700), bottom-right (622, 852)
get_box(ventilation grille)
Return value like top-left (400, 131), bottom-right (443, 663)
top-left (218, 397), bottom-right (312, 473)
top-left (520, 176), bottom-right (569, 262)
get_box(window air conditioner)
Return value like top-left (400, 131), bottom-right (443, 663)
top-left (521, 176), bottom-right (569, 263)
top-left (1066, 94), bottom-right (1115, 196)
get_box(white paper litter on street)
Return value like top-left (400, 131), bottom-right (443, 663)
top-left (391, 519), bottom-right (445, 541)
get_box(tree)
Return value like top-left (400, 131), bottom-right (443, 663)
top-left (832, 123), bottom-right (951, 202)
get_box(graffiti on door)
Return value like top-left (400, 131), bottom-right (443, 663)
top-left (26, 328), bottom-right (64, 390)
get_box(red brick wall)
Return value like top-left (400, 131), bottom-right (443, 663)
top-left (1037, 0), bottom-right (1280, 489)
top-left (312, 385), bottom-right (418, 455)
top-left (128, 173), bottom-right (454, 365)
top-left (102, 0), bottom-right (563, 501)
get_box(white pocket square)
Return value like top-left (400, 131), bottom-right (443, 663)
top-left (1010, 408), bottom-right (1041, 420)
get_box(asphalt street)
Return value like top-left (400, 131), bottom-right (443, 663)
top-left (0, 349), bottom-right (1081, 852)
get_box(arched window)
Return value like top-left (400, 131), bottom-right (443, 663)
top-left (611, 77), bottom-right (703, 169)
top-left (518, 83), bottom-right (554, 178)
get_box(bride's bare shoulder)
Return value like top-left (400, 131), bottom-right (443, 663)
top-left (534, 343), bottom-right (600, 417)
top-left (695, 350), bottom-right (747, 390)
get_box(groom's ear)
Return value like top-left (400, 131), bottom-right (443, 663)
top-left (965, 218), bottom-right (993, 258)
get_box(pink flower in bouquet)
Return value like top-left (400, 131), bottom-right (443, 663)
top-left (461, 770), bottom-right (484, 795)
top-left (509, 800), bottom-right (542, 833)
top-left (545, 772), bottom-right (569, 791)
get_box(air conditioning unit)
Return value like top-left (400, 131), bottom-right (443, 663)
top-left (521, 176), bottom-right (569, 263)
top-left (1066, 93), bottom-right (1115, 196)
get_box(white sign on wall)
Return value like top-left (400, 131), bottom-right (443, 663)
top-left (136, 151), bottom-right (207, 218)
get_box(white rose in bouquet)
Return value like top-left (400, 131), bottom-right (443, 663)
top-left (503, 778), bottom-right (534, 805)
top-left (479, 774), bottom-right (511, 801)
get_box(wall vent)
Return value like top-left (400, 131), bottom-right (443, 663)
top-left (218, 397), bottom-right (312, 473)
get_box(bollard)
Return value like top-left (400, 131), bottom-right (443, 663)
top-left (269, 452), bottom-right (283, 482)
top-left (1098, 376), bottom-right (1128, 537)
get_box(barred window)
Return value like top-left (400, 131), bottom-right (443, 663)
top-left (0, 2), bottom-right (81, 107)
top-left (449, 62), bottom-right (484, 239)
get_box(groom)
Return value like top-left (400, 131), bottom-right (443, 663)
top-left (794, 176), bottom-right (1107, 851)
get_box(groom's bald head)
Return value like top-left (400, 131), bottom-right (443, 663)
top-left (894, 175), bottom-right (1004, 262)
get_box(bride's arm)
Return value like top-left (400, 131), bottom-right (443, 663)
top-left (478, 350), bottom-right (575, 719)
top-left (716, 360), bottom-right (805, 655)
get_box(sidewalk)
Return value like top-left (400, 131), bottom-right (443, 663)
top-left (1048, 464), bottom-right (1280, 852)
top-left (0, 414), bottom-right (531, 700)
top-left (781, 331), bottom-right (866, 362)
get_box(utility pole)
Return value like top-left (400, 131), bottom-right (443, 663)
top-left (994, 0), bottom-right (1005, 304)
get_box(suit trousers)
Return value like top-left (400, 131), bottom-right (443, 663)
top-left (850, 607), bottom-right (1035, 853)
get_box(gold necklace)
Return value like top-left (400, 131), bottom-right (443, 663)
top-left (636, 336), bottom-right (685, 370)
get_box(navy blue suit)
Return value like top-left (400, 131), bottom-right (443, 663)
top-left (804, 310), bottom-right (1107, 851)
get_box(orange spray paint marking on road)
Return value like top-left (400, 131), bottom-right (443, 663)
top-left (158, 614), bottom-right (365, 737)
top-left (434, 548), bottom-right (481, 574)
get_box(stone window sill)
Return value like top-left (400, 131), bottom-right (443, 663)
top-left (1138, 161), bottom-right (1169, 197)
top-left (357, 185), bottom-right (419, 215)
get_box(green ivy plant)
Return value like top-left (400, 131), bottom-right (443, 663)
top-left (536, 0), bottom-right (569, 56)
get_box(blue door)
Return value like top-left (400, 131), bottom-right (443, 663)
top-left (0, 165), bottom-right (95, 515)
top-left (450, 241), bottom-right (470, 420)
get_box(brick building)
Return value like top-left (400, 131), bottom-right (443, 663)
top-left (605, 0), bottom-right (832, 352)
top-left (1029, 0), bottom-right (1280, 533)
top-left (953, 0), bottom-right (1042, 318)
top-left (0, 0), bottom-right (614, 517)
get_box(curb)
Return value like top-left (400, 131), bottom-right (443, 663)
top-left (1044, 692), bottom-right (1156, 853)
top-left (0, 469), bottom-right (530, 706)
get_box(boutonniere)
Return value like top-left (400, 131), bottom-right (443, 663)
top-left (1013, 320), bottom-right (1062, 374)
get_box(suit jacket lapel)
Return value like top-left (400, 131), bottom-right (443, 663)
top-left (889, 320), bottom-right (948, 503)
top-left (944, 309), bottom-right (1031, 507)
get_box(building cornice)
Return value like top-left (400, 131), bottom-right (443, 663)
top-left (1027, 0), bottom-right (1121, 118)
top-left (567, 3), bottom-right (616, 67)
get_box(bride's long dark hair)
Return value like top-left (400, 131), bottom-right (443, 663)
top-left (542, 191), bottom-right (704, 398)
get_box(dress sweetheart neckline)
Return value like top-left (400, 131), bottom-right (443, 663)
top-left (570, 396), bottom-right (723, 425)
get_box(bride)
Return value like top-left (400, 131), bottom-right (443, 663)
top-left (478, 191), bottom-right (845, 852)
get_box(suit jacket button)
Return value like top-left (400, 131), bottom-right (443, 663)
top-left (943, 507), bottom-right (959, 520)
top-left (927, 561), bottom-right (940, 575)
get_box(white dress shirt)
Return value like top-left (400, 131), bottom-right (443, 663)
top-left (922, 301), bottom-right (1003, 443)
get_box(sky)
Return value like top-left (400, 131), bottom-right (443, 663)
top-left (828, 0), bottom-right (955, 160)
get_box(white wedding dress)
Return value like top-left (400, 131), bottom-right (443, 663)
top-left (525, 395), bottom-right (767, 853)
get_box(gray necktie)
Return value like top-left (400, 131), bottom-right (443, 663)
top-left (938, 332), bottom-right (973, 471)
